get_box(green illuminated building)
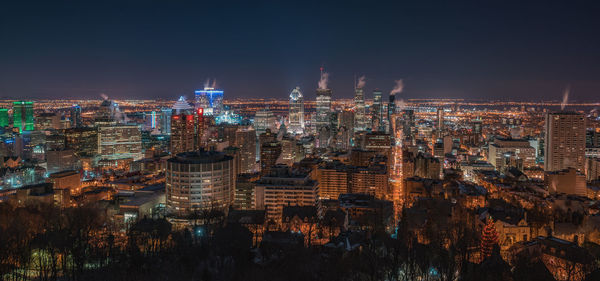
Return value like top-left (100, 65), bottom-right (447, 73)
top-left (13, 101), bottom-right (34, 132)
top-left (0, 108), bottom-right (8, 127)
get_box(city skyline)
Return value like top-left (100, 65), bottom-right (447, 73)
top-left (2, 1), bottom-right (600, 101)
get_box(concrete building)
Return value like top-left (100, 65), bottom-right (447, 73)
top-left (254, 165), bottom-right (318, 222)
top-left (47, 170), bottom-right (81, 196)
top-left (98, 125), bottom-right (143, 161)
top-left (488, 138), bottom-right (536, 171)
top-left (545, 167), bottom-right (587, 196)
top-left (46, 148), bottom-right (77, 174)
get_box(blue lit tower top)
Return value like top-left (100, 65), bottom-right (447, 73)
top-left (195, 87), bottom-right (224, 116)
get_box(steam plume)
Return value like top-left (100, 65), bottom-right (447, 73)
top-left (204, 78), bottom-right (217, 89)
top-left (560, 85), bottom-right (570, 111)
top-left (100, 93), bottom-right (109, 100)
top-left (318, 72), bottom-right (329, 90)
top-left (390, 79), bottom-right (404, 95)
top-left (356, 75), bottom-right (366, 89)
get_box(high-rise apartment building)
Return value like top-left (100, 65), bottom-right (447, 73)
top-left (13, 101), bottom-right (34, 133)
top-left (235, 127), bottom-right (257, 173)
top-left (544, 112), bottom-right (586, 172)
top-left (288, 87), bottom-right (305, 135)
top-left (166, 151), bottom-right (235, 216)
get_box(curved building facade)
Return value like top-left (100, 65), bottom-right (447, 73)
top-left (166, 150), bottom-right (235, 216)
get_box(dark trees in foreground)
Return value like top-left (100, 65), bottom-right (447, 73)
top-left (0, 202), bottom-right (598, 281)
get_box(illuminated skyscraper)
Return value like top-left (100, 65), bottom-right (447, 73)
top-left (437, 107), bottom-right (445, 138)
top-left (288, 86), bottom-right (305, 135)
top-left (0, 108), bottom-right (9, 127)
top-left (166, 151), bottom-right (234, 216)
top-left (260, 141), bottom-right (282, 176)
top-left (98, 125), bottom-right (143, 161)
top-left (353, 86), bottom-right (367, 132)
top-left (544, 112), bottom-right (586, 172)
top-left (170, 96), bottom-right (195, 154)
top-left (315, 88), bottom-right (332, 129)
top-left (160, 108), bottom-right (172, 135)
top-left (12, 101), bottom-right (34, 133)
top-left (387, 93), bottom-right (395, 132)
top-left (70, 104), bottom-right (82, 128)
top-left (235, 127), bottom-right (257, 173)
top-left (254, 109), bottom-right (277, 136)
top-left (372, 89), bottom-right (383, 131)
top-left (195, 87), bottom-right (224, 116)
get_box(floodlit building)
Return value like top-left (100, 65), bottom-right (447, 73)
top-left (166, 150), bottom-right (235, 216)
top-left (288, 86), bottom-right (305, 135)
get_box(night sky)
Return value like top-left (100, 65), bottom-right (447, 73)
top-left (1, 1), bottom-right (600, 101)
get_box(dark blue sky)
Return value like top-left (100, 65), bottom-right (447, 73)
top-left (1, 1), bottom-right (599, 101)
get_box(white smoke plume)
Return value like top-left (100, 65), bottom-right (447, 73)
top-left (560, 85), bottom-right (570, 111)
top-left (100, 93), bottom-right (109, 100)
top-left (356, 75), bottom-right (366, 89)
top-left (390, 79), bottom-right (404, 95)
top-left (318, 72), bottom-right (329, 90)
top-left (203, 78), bottom-right (218, 89)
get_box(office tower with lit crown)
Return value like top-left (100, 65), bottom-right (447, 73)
top-left (372, 89), bottom-right (383, 131)
top-left (166, 150), bottom-right (234, 216)
top-left (13, 101), bottom-right (34, 133)
top-left (353, 86), bottom-right (367, 132)
top-left (170, 96), bottom-right (196, 155)
top-left (288, 86), bottom-right (305, 135)
top-left (195, 87), bottom-right (224, 116)
top-left (70, 104), bottom-right (82, 128)
top-left (235, 127), bottom-right (257, 173)
top-left (0, 108), bottom-right (9, 127)
top-left (544, 112), bottom-right (586, 172)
